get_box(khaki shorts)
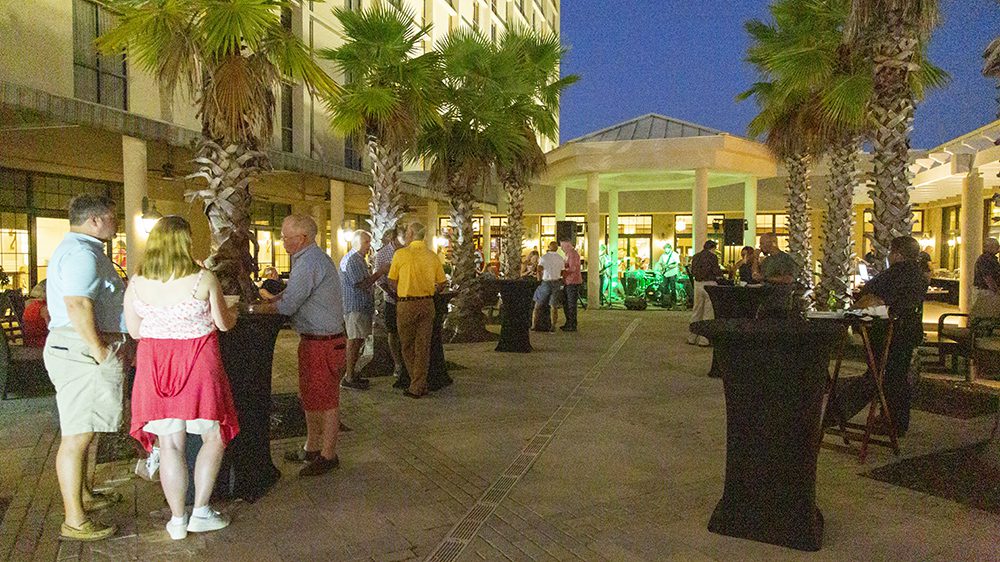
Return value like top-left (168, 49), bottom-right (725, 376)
top-left (345, 312), bottom-right (372, 340)
top-left (143, 418), bottom-right (220, 436)
top-left (44, 329), bottom-right (131, 436)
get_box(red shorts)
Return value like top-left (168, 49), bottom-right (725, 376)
top-left (297, 337), bottom-right (345, 411)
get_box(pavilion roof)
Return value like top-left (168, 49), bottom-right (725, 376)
top-left (568, 113), bottom-right (725, 144)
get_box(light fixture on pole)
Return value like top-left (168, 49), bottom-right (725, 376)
top-left (142, 196), bottom-right (163, 233)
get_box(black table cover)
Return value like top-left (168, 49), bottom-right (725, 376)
top-left (494, 279), bottom-right (539, 353)
top-left (215, 313), bottom-right (285, 501)
top-left (691, 318), bottom-right (845, 552)
top-left (703, 284), bottom-right (793, 378)
top-left (428, 292), bottom-right (455, 391)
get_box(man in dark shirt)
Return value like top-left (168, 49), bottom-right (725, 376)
top-left (974, 238), bottom-right (1000, 293)
top-left (827, 236), bottom-right (928, 435)
top-left (688, 240), bottom-right (723, 346)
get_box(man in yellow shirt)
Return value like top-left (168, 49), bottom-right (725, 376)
top-left (388, 222), bottom-right (447, 398)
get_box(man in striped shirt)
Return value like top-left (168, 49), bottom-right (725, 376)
top-left (340, 230), bottom-right (377, 390)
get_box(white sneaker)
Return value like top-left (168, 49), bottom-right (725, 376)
top-left (186, 509), bottom-right (230, 533)
top-left (166, 516), bottom-right (188, 540)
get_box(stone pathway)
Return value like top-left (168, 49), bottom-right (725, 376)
top-left (0, 310), bottom-right (998, 561)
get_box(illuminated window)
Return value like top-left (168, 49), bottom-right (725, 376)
top-left (0, 213), bottom-right (30, 292)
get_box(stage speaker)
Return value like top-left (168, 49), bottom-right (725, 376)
top-left (723, 219), bottom-right (745, 246)
top-left (556, 220), bottom-right (577, 245)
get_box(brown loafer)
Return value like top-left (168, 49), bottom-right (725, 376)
top-left (60, 520), bottom-right (117, 542)
top-left (299, 455), bottom-right (340, 477)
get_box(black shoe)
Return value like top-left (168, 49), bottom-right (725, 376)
top-left (403, 391), bottom-right (423, 399)
top-left (560, 326), bottom-right (577, 332)
top-left (341, 377), bottom-right (370, 390)
top-left (299, 455), bottom-right (340, 477)
top-left (339, 422), bottom-right (352, 432)
top-left (284, 449), bottom-right (320, 463)
top-left (392, 378), bottom-right (409, 389)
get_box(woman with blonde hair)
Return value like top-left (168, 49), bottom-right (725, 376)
top-left (123, 216), bottom-right (239, 540)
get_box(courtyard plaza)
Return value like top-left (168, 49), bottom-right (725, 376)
top-left (0, 309), bottom-right (997, 561)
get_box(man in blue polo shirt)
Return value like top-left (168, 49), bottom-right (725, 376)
top-left (44, 194), bottom-right (131, 541)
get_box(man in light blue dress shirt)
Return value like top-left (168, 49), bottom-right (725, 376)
top-left (43, 194), bottom-right (131, 541)
top-left (257, 214), bottom-right (346, 476)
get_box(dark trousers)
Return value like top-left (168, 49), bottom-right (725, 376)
top-left (662, 276), bottom-right (677, 305)
top-left (831, 333), bottom-right (918, 432)
top-left (563, 283), bottom-right (580, 329)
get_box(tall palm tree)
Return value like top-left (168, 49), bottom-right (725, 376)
top-left (320, 1), bottom-right (442, 250)
top-left (742, 19), bottom-right (825, 301)
top-left (984, 28), bottom-right (1000, 118)
top-left (494, 29), bottom-right (578, 278)
top-left (847, 0), bottom-right (940, 269)
top-left (97, 0), bottom-right (338, 301)
top-left (420, 29), bottom-right (527, 342)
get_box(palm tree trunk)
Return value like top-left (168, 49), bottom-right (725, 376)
top-left (869, 7), bottom-right (917, 269)
top-left (818, 136), bottom-right (861, 310)
top-left (785, 153), bottom-right (814, 301)
top-left (444, 173), bottom-right (493, 343)
top-left (185, 140), bottom-right (267, 302)
top-left (502, 179), bottom-right (527, 278)
top-left (366, 137), bottom-right (403, 252)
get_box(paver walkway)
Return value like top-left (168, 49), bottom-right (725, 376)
top-left (1, 310), bottom-right (998, 561)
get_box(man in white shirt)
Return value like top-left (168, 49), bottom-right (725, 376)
top-left (532, 241), bottom-right (565, 332)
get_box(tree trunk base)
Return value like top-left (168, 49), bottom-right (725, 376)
top-left (443, 317), bottom-right (499, 344)
top-left (358, 332), bottom-right (397, 378)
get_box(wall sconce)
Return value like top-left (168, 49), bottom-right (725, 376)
top-left (141, 197), bottom-right (163, 233)
top-left (338, 227), bottom-right (355, 246)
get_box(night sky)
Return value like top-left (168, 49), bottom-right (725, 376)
top-left (558, 0), bottom-right (1000, 149)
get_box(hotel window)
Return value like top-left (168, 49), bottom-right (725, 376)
top-left (344, 132), bottom-right (364, 171)
top-left (674, 214), bottom-right (725, 259)
top-left (345, 0), bottom-right (362, 10)
top-left (252, 201), bottom-right (293, 275)
top-left (73, 0), bottom-right (127, 110)
top-left (538, 216), bottom-right (587, 257)
top-left (755, 213), bottom-right (790, 252)
top-left (0, 212), bottom-right (30, 293)
top-left (280, 83), bottom-right (294, 153)
top-left (474, 2), bottom-right (480, 27)
top-left (941, 205), bottom-right (960, 271)
top-left (280, 6), bottom-right (292, 30)
top-left (605, 215), bottom-right (653, 271)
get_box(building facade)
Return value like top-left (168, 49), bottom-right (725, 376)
top-left (0, 0), bottom-right (559, 291)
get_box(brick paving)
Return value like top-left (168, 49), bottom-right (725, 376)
top-left (0, 310), bottom-right (998, 561)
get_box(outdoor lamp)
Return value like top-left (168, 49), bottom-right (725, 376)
top-left (141, 197), bottom-right (163, 233)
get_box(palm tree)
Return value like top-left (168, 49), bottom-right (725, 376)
top-left (847, 0), bottom-right (940, 269)
top-left (742, 19), bottom-right (825, 301)
top-left (494, 29), bottom-right (578, 278)
top-left (984, 31), bottom-right (1000, 118)
top-left (319, 1), bottom-right (442, 250)
top-left (97, 0), bottom-right (338, 300)
top-left (420, 29), bottom-right (527, 342)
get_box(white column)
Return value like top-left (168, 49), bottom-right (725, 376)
top-left (743, 176), bottom-right (758, 247)
top-left (586, 173), bottom-right (601, 310)
top-left (122, 135), bottom-right (147, 276)
top-left (693, 168), bottom-right (709, 252)
top-left (311, 204), bottom-right (328, 251)
top-left (555, 182), bottom-right (567, 221)
top-left (329, 180), bottom-right (346, 265)
top-left (960, 167), bottom-right (985, 313)
top-left (481, 208), bottom-right (492, 265)
top-left (608, 189), bottom-right (619, 275)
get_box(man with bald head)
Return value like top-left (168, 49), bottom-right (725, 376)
top-left (975, 238), bottom-right (1000, 295)
top-left (753, 232), bottom-right (797, 285)
top-left (258, 214), bottom-right (345, 476)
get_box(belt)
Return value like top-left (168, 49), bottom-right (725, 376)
top-left (300, 333), bottom-right (345, 341)
top-left (398, 296), bottom-right (434, 301)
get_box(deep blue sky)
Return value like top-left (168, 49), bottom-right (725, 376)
top-left (559, 0), bottom-right (1000, 149)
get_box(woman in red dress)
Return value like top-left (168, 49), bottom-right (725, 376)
top-left (123, 216), bottom-right (239, 541)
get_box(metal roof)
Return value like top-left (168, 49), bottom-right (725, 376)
top-left (568, 113), bottom-right (725, 144)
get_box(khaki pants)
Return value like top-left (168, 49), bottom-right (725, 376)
top-left (688, 281), bottom-right (716, 345)
top-left (44, 328), bottom-right (131, 435)
top-left (397, 299), bottom-right (435, 395)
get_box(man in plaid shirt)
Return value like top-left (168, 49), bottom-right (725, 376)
top-left (340, 230), bottom-right (377, 390)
